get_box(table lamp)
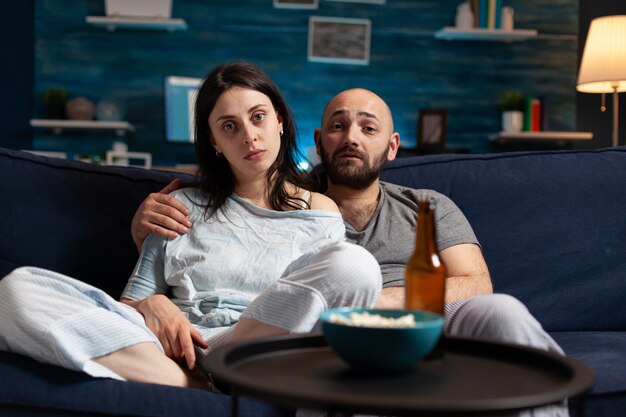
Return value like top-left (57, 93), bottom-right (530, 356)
top-left (576, 15), bottom-right (626, 147)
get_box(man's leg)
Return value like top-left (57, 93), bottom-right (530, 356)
top-left (445, 293), bottom-right (569, 417)
top-left (445, 293), bottom-right (563, 353)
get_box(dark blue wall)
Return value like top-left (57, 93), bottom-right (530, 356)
top-left (30, 0), bottom-right (579, 165)
top-left (1, 2), bottom-right (34, 150)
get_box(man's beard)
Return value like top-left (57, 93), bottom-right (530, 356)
top-left (320, 143), bottom-right (388, 190)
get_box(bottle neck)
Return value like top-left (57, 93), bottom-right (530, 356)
top-left (413, 202), bottom-right (438, 261)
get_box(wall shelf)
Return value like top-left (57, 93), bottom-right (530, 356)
top-left (435, 27), bottom-right (538, 42)
top-left (489, 131), bottom-right (593, 144)
top-left (85, 16), bottom-right (187, 32)
top-left (30, 119), bottom-right (135, 136)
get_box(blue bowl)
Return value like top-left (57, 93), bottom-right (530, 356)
top-left (320, 308), bottom-right (444, 372)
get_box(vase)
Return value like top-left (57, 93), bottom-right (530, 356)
top-left (66, 97), bottom-right (95, 121)
top-left (502, 111), bottom-right (523, 132)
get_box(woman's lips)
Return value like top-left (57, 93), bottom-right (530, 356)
top-left (244, 149), bottom-right (265, 160)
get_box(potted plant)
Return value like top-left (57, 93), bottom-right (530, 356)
top-left (43, 87), bottom-right (68, 120)
top-left (499, 91), bottom-right (525, 132)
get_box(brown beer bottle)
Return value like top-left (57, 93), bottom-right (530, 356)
top-left (405, 200), bottom-right (446, 315)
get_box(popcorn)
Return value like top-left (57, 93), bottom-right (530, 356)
top-left (328, 311), bottom-right (417, 328)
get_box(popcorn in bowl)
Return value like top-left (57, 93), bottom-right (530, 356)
top-left (320, 308), bottom-right (444, 372)
top-left (328, 311), bottom-right (417, 328)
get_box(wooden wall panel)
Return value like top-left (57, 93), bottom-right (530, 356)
top-left (33, 0), bottom-right (579, 165)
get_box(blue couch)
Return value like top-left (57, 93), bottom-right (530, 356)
top-left (1, 146), bottom-right (625, 416)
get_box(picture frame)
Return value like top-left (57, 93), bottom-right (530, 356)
top-left (273, 0), bottom-right (318, 9)
top-left (308, 16), bottom-right (371, 65)
top-left (417, 109), bottom-right (448, 152)
top-left (325, 0), bottom-right (385, 4)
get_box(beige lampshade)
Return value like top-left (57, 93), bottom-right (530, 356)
top-left (577, 15), bottom-right (626, 93)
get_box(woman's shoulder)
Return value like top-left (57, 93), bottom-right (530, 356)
top-left (308, 192), bottom-right (339, 213)
top-left (169, 187), bottom-right (208, 212)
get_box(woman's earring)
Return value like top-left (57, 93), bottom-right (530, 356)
top-left (280, 130), bottom-right (284, 137)
top-left (215, 150), bottom-right (222, 157)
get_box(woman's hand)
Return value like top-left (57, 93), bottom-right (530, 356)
top-left (131, 178), bottom-right (191, 252)
top-left (122, 295), bottom-right (208, 370)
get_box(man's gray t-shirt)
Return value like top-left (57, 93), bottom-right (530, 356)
top-left (344, 182), bottom-right (479, 288)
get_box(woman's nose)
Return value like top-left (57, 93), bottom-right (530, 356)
top-left (242, 123), bottom-right (257, 143)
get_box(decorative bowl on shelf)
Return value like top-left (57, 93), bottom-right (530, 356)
top-left (96, 98), bottom-right (125, 121)
top-left (66, 97), bottom-right (95, 121)
top-left (319, 308), bottom-right (444, 373)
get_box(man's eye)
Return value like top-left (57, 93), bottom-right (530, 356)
top-left (331, 123), bottom-right (342, 130)
top-left (363, 126), bottom-right (376, 133)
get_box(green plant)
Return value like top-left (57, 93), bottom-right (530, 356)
top-left (42, 87), bottom-right (68, 106)
top-left (499, 91), bottom-right (525, 111)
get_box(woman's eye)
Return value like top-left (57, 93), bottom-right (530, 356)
top-left (223, 122), bottom-right (235, 132)
top-left (253, 113), bottom-right (266, 122)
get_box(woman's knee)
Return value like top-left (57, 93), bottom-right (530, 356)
top-left (327, 242), bottom-right (382, 293)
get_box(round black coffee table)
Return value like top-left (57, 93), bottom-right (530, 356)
top-left (206, 334), bottom-right (594, 416)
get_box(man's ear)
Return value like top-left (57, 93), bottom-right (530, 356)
top-left (313, 129), bottom-right (322, 156)
top-left (387, 132), bottom-right (400, 161)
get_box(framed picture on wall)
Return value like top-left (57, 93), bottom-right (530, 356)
top-left (326, 0), bottom-right (385, 4)
top-left (273, 0), bottom-right (318, 9)
top-left (308, 16), bottom-right (371, 65)
top-left (417, 109), bottom-right (448, 152)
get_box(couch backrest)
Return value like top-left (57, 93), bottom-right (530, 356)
top-left (3, 147), bottom-right (625, 332)
top-left (380, 147), bottom-right (626, 332)
top-left (0, 147), bottom-right (192, 298)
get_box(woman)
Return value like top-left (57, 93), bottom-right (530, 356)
top-left (0, 62), bottom-right (381, 390)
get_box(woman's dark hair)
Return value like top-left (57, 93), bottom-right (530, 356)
top-left (193, 61), bottom-right (312, 216)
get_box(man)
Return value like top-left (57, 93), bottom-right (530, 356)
top-left (131, 89), bottom-right (566, 416)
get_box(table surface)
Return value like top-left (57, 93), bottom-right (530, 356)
top-left (206, 334), bottom-right (595, 416)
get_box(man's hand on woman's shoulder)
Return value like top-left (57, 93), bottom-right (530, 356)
top-left (131, 178), bottom-right (191, 252)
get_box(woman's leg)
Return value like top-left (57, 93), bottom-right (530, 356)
top-left (93, 342), bottom-right (212, 389)
top-left (0, 266), bottom-right (212, 389)
top-left (229, 241), bottom-right (382, 343)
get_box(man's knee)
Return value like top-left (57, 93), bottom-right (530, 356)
top-left (446, 293), bottom-right (560, 352)
top-left (446, 293), bottom-right (534, 337)
top-left (462, 293), bottom-right (530, 321)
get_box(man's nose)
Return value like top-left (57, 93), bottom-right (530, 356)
top-left (343, 124), bottom-right (360, 146)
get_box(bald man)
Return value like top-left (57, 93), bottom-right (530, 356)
top-left (313, 88), bottom-right (494, 309)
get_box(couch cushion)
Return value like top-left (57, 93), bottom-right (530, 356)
top-left (0, 351), bottom-right (291, 417)
top-left (0, 147), bottom-right (193, 298)
top-left (379, 148), bottom-right (626, 332)
top-left (551, 331), bottom-right (626, 396)
top-left (552, 332), bottom-right (626, 417)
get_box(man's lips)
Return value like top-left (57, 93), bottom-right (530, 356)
top-left (244, 149), bottom-right (265, 160)
top-left (336, 151), bottom-right (363, 160)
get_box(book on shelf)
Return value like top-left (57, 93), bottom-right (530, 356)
top-left (540, 96), bottom-right (549, 131)
top-left (470, 0), bottom-right (479, 28)
top-left (524, 96), bottom-right (542, 132)
top-left (472, 0), bottom-right (503, 29)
